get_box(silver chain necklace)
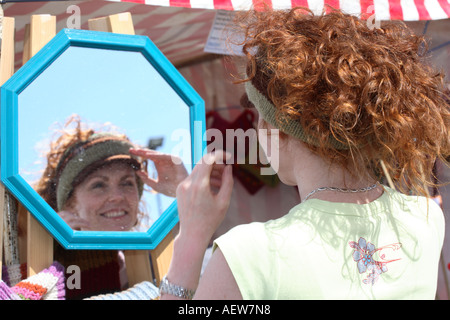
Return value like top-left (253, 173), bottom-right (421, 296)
top-left (303, 183), bottom-right (378, 202)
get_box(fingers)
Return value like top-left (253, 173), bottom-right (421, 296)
top-left (189, 151), bottom-right (233, 196)
top-left (174, 152), bottom-right (234, 244)
top-left (130, 148), bottom-right (175, 163)
top-left (210, 165), bottom-right (225, 190)
top-left (58, 211), bottom-right (91, 231)
top-left (191, 151), bottom-right (231, 179)
top-left (200, 150), bottom-right (231, 166)
top-left (129, 148), bottom-right (160, 157)
top-left (217, 164), bottom-right (234, 201)
top-left (209, 163), bottom-right (232, 193)
top-left (135, 170), bottom-right (157, 188)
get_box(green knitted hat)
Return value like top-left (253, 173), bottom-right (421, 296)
top-left (55, 133), bottom-right (144, 211)
top-left (243, 66), bottom-right (349, 150)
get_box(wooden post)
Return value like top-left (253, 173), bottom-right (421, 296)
top-left (30, 14), bottom-right (56, 57)
top-left (123, 250), bottom-right (153, 286)
top-left (26, 216), bottom-right (53, 276)
top-left (25, 15), bottom-right (56, 276)
top-left (0, 16), bottom-right (16, 281)
top-left (1, 17), bottom-right (16, 85)
top-left (87, 16), bottom-right (109, 33)
top-left (108, 12), bottom-right (135, 35)
top-left (150, 231), bottom-right (174, 286)
top-left (22, 24), bottom-right (30, 65)
top-left (0, 187), bottom-right (4, 281)
top-left (88, 12), bottom-right (135, 35)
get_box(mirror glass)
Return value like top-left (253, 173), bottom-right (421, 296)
top-left (18, 46), bottom-right (192, 232)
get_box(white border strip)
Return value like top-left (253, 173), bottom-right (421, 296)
top-left (424, 0), bottom-right (449, 19)
top-left (401, 0), bottom-right (420, 20)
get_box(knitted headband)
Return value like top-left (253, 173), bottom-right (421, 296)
top-left (55, 133), bottom-right (144, 211)
top-left (243, 67), bottom-right (349, 150)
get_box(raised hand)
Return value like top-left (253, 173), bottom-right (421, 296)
top-left (58, 210), bottom-right (91, 231)
top-left (176, 151), bottom-right (234, 247)
top-left (129, 148), bottom-right (189, 197)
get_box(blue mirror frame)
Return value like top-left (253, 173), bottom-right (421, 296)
top-left (1, 28), bottom-right (206, 250)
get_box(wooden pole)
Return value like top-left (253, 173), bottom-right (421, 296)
top-left (25, 15), bottom-right (56, 277)
top-left (0, 16), bottom-right (15, 281)
top-left (0, 17), bottom-right (15, 85)
top-left (30, 14), bottom-right (56, 57)
top-left (88, 12), bottom-right (135, 35)
top-left (150, 231), bottom-right (175, 286)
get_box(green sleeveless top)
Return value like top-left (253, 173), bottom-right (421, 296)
top-left (214, 187), bottom-right (444, 299)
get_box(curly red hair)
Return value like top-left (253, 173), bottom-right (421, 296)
top-left (235, 8), bottom-right (450, 196)
top-left (34, 114), bottom-right (145, 211)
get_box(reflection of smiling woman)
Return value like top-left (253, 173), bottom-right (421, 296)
top-left (62, 161), bottom-right (142, 231)
top-left (53, 132), bottom-right (144, 231)
top-left (34, 115), bottom-right (187, 232)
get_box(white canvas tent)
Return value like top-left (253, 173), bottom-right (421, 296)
top-left (1, 0), bottom-right (449, 299)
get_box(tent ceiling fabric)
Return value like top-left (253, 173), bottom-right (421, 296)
top-left (3, 1), bottom-right (218, 69)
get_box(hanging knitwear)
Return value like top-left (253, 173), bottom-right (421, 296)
top-left (54, 243), bottom-right (122, 300)
top-left (0, 262), bottom-right (65, 300)
top-left (0, 281), bottom-right (21, 300)
top-left (84, 281), bottom-right (159, 300)
top-left (1, 263), bottom-right (27, 287)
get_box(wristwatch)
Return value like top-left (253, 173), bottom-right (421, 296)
top-left (159, 276), bottom-right (196, 300)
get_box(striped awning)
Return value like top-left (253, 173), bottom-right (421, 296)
top-left (117, 0), bottom-right (450, 20)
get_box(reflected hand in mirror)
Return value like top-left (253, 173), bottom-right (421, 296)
top-left (57, 210), bottom-right (91, 231)
top-left (130, 148), bottom-right (188, 198)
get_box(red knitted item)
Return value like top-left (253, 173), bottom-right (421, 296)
top-left (13, 282), bottom-right (47, 299)
top-left (206, 109), bottom-right (274, 194)
top-left (54, 245), bottom-right (122, 300)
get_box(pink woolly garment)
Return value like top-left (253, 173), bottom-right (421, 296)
top-left (0, 281), bottom-right (21, 300)
top-left (10, 262), bottom-right (65, 300)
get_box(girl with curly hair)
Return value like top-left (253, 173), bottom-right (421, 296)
top-left (161, 8), bottom-right (449, 300)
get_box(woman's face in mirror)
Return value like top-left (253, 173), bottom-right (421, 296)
top-left (66, 162), bottom-right (141, 231)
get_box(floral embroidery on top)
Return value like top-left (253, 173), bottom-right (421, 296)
top-left (349, 237), bottom-right (402, 285)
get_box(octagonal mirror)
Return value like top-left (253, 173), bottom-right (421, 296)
top-left (1, 28), bottom-right (205, 249)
